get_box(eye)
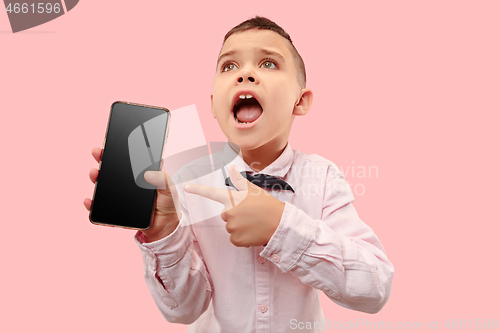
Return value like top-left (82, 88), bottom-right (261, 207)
top-left (222, 62), bottom-right (238, 72)
top-left (260, 59), bottom-right (277, 69)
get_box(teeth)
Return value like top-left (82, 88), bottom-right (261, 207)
top-left (235, 94), bottom-right (256, 125)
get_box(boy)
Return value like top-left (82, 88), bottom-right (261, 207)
top-left (84, 16), bottom-right (394, 332)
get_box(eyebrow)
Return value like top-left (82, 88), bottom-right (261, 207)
top-left (217, 50), bottom-right (237, 66)
top-left (217, 48), bottom-right (286, 67)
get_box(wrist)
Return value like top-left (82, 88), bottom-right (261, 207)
top-left (143, 226), bottom-right (176, 243)
top-left (143, 214), bottom-right (180, 243)
top-left (265, 199), bottom-right (285, 244)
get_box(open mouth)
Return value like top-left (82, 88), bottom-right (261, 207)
top-left (232, 94), bottom-right (263, 125)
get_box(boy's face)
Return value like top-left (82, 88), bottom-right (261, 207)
top-left (211, 29), bottom-right (311, 152)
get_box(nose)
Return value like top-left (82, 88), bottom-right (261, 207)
top-left (238, 76), bottom-right (255, 83)
top-left (237, 68), bottom-right (259, 85)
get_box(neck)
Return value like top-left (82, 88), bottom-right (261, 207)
top-left (232, 140), bottom-right (288, 173)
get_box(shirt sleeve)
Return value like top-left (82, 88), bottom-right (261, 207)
top-left (259, 168), bottom-right (394, 314)
top-left (134, 182), bottom-right (213, 324)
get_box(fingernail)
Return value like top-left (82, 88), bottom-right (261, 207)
top-left (145, 171), bottom-right (155, 182)
top-left (184, 184), bottom-right (191, 192)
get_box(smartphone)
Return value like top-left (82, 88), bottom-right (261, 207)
top-left (89, 101), bottom-right (171, 230)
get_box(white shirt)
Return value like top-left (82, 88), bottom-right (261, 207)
top-left (135, 143), bottom-right (394, 332)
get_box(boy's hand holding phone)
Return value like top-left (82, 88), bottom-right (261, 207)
top-left (184, 165), bottom-right (285, 248)
top-left (84, 147), bottom-right (180, 243)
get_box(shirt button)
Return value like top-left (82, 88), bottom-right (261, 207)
top-left (258, 304), bottom-right (268, 313)
top-left (271, 254), bottom-right (280, 263)
top-left (258, 256), bottom-right (266, 263)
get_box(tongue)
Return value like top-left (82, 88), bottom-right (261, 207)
top-left (236, 105), bottom-right (263, 123)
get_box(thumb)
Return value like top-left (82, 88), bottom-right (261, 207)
top-left (145, 171), bottom-right (176, 194)
top-left (229, 165), bottom-right (249, 191)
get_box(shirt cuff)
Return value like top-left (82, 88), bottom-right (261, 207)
top-left (134, 222), bottom-right (192, 269)
top-left (259, 201), bottom-right (315, 272)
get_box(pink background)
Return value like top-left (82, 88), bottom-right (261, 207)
top-left (1, 1), bottom-right (499, 331)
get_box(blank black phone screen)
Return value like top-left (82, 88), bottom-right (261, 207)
top-left (90, 102), bottom-right (170, 229)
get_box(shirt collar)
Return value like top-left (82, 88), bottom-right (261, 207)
top-left (220, 142), bottom-right (294, 178)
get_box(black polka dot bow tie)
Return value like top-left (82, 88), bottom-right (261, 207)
top-left (225, 171), bottom-right (295, 193)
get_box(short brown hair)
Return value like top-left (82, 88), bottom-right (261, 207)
top-left (223, 16), bottom-right (306, 88)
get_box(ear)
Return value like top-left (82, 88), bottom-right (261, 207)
top-left (211, 94), bottom-right (216, 118)
top-left (292, 89), bottom-right (313, 116)
top-left (210, 94), bottom-right (217, 119)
